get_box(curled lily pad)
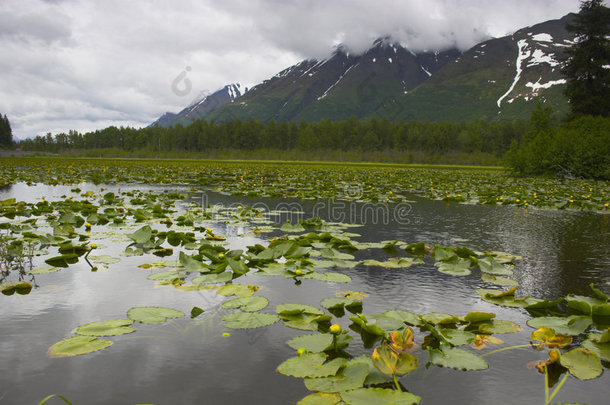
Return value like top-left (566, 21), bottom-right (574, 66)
top-left (481, 273), bottom-right (518, 286)
top-left (221, 312), bottom-right (279, 329)
top-left (276, 303), bottom-right (324, 316)
top-left (371, 343), bottom-right (418, 375)
top-left (428, 346), bottom-right (488, 370)
top-left (74, 319), bottom-right (135, 336)
top-left (530, 327), bottom-right (572, 349)
top-left (435, 256), bottom-right (471, 276)
top-left (305, 362), bottom-right (369, 393)
top-left (477, 256), bottom-right (513, 276)
top-left (582, 332), bottom-right (610, 362)
top-left (277, 352), bottom-right (346, 378)
top-left (222, 296), bottom-right (269, 312)
top-left (559, 348), bottom-right (602, 380)
top-left (48, 335), bottom-right (113, 358)
top-left (127, 306), bottom-right (185, 324)
top-left (340, 388), bottom-right (421, 405)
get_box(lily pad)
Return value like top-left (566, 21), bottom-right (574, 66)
top-left (305, 362), bottom-right (369, 393)
top-left (48, 335), bottom-right (113, 358)
top-left (297, 393), bottom-right (341, 405)
top-left (217, 284), bottom-right (257, 297)
top-left (277, 352), bottom-right (346, 378)
top-left (287, 333), bottom-right (335, 353)
top-left (88, 255), bottom-right (121, 265)
top-left (435, 256), bottom-right (471, 276)
top-left (476, 320), bottom-right (521, 334)
top-left (477, 256), bottom-right (513, 276)
top-left (340, 388), bottom-right (421, 405)
top-left (28, 266), bottom-right (62, 274)
top-left (127, 306), bottom-right (185, 324)
top-left (192, 272), bottom-right (233, 284)
top-left (527, 316), bottom-right (592, 335)
top-left (74, 319), bottom-right (135, 336)
top-left (559, 348), bottom-right (602, 380)
top-left (0, 281), bottom-right (33, 295)
top-left (222, 296), bottom-right (269, 312)
top-left (480, 273), bottom-right (518, 286)
top-left (221, 312), bottom-right (279, 329)
top-left (303, 272), bottom-right (352, 283)
top-left (428, 346), bottom-right (488, 371)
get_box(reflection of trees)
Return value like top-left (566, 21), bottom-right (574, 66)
top-left (0, 236), bottom-right (37, 286)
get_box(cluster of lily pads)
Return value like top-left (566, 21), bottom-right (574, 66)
top-left (0, 157), bottom-right (608, 210)
top-left (0, 164), bottom-right (608, 404)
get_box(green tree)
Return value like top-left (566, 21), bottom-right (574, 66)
top-left (562, 0), bottom-right (610, 117)
top-left (0, 114), bottom-right (13, 147)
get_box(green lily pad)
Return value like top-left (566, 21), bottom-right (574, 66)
top-left (481, 273), bottom-right (518, 286)
top-left (340, 388), bottom-right (421, 405)
top-left (1, 281), bottom-right (33, 295)
top-left (303, 272), bottom-right (352, 283)
top-left (48, 335), bottom-right (113, 358)
top-left (477, 256), bottom-right (513, 275)
top-left (221, 312), bottom-right (279, 329)
top-left (582, 332), bottom-right (610, 362)
top-left (88, 255), bottom-right (121, 265)
top-left (217, 284), bottom-right (257, 297)
top-left (277, 352), bottom-right (346, 378)
top-left (476, 320), bottom-right (521, 334)
top-left (127, 306), bottom-right (185, 324)
top-left (527, 316), bottom-right (592, 335)
top-left (567, 295), bottom-right (606, 315)
top-left (435, 256), bottom-right (471, 276)
top-left (428, 346), bottom-right (488, 370)
top-left (192, 272), bottom-right (233, 284)
top-left (297, 393), bottom-right (341, 405)
top-left (383, 310), bottom-right (422, 327)
top-left (287, 333), bottom-right (335, 353)
top-left (276, 303), bottom-right (324, 316)
top-left (438, 329), bottom-right (477, 346)
top-left (305, 362), bottom-right (369, 393)
top-left (74, 319), bottom-right (135, 336)
top-left (127, 225), bottom-right (153, 244)
top-left (28, 266), bottom-right (62, 274)
top-left (559, 348), bottom-right (602, 380)
top-left (421, 313), bottom-right (459, 325)
top-left (222, 296), bottom-right (269, 312)
top-left (146, 271), bottom-right (185, 281)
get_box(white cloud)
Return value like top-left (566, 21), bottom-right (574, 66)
top-left (0, 0), bottom-right (581, 139)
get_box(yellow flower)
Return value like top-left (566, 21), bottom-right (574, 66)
top-left (329, 324), bottom-right (342, 334)
top-left (218, 253), bottom-right (225, 258)
top-left (222, 332), bottom-right (230, 337)
top-left (295, 269), bottom-right (302, 276)
top-left (297, 348), bottom-right (306, 356)
top-left (90, 243), bottom-right (97, 249)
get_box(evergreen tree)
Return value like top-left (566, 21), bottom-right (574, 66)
top-left (0, 114), bottom-right (14, 147)
top-left (562, 0), bottom-right (610, 117)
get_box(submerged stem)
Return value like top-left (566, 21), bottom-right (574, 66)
top-left (392, 373), bottom-right (402, 392)
top-left (481, 344), bottom-right (532, 357)
top-left (547, 372), bottom-right (569, 405)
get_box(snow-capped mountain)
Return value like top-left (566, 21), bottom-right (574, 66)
top-left (150, 83), bottom-right (245, 127)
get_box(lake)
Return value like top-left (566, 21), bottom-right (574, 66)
top-left (1, 182), bottom-right (609, 405)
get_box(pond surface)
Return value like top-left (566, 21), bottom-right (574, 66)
top-left (1, 183), bottom-right (609, 405)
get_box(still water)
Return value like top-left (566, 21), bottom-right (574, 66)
top-left (1, 183), bottom-right (609, 405)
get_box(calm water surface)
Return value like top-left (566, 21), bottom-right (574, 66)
top-left (1, 183), bottom-right (609, 405)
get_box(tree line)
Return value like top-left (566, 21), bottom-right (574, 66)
top-left (0, 114), bottom-right (13, 148)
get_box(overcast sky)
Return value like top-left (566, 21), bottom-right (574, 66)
top-left (0, 0), bottom-right (582, 139)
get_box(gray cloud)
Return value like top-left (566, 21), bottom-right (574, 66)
top-left (0, 0), bottom-right (581, 139)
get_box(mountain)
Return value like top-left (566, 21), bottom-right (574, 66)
top-left (206, 39), bottom-right (460, 122)
top-left (177, 14), bottom-right (577, 124)
top-left (150, 83), bottom-right (245, 127)
top-left (374, 13), bottom-right (577, 122)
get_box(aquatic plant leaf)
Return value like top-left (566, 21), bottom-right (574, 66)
top-left (476, 320), bottom-right (521, 334)
top-left (527, 316), bottom-right (592, 335)
top-left (221, 312), bottom-right (279, 329)
top-left (567, 295), bottom-right (606, 315)
top-left (217, 284), bottom-right (257, 297)
top-left (592, 303), bottom-right (610, 316)
top-left (222, 296), bottom-right (269, 312)
top-left (589, 283), bottom-right (609, 302)
top-left (559, 348), bottom-right (602, 380)
top-left (337, 291), bottom-right (369, 300)
top-left (281, 222), bottom-right (305, 232)
top-left (483, 251), bottom-right (521, 264)
top-left (477, 256), bottom-right (513, 275)
top-left (421, 313), bottom-right (459, 325)
top-left (582, 331), bottom-right (610, 361)
top-left (303, 272), bottom-right (351, 283)
top-left (530, 327), bottom-right (572, 349)
top-left (349, 314), bottom-right (386, 336)
top-left (1, 281), bottom-right (33, 295)
top-left (48, 335), bottom-right (113, 358)
top-left (371, 343), bottom-right (418, 375)
top-left (192, 272), bottom-right (232, 284)
top-left (74, 319), bottom-right (135, 336)
top-left (88, 255), bottom-right (121, 264)
top-left (127, 306), bottom-right (185, 324)
top-left (277, 352), bottom-right (346, 378)
top-left (435, 256), bottom-right (471, 276)
top-left (428, 346), bottom-right (488, 370)
top-left (297, 393), bottom-right (341, 405)
top-left (38, 394), bottom-right (73, 405)
top-left (438, 329), bottom-right (477, 346)
top-left (305, 362), bottom-right (369, 393)
top-left (383, 310), bottom-right (422, 326)
top-left (127, 225), bottom-right (153, 244)
top-left (179, 251), bottom-right (208, 272)
top-left (404, 242), bottom-right (430, 257)
top-left (463, 312), bottom-right (496, 324)
top-left (146, 271), bottom-right (185, 281)
top-left (340, 388), bottom-right (421, 405)
top-left (480, 273), bottom-right (518, 286)
top-left (28, 266), bottom-right (62, 274)
top-left (45, 254), bottom-right (78, 268)
top-left (367, 314), bottom-right (407, 332)
top-left (190, 306), bottom-right (204, 318)
top-left (276, 303), bottom-right (324, 316)
top-left (287, 333), bottom-right (335, 353)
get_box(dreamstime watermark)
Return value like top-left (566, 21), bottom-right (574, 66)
top-left (171, 66), bottom-right (218, 110)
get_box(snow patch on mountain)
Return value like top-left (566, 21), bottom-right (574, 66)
top-left (526, 78), bottom-right (567, 91)
top-left (532, 33), bottom-right (553, 42)
top-left (497, 39), bottom-right (531, 108)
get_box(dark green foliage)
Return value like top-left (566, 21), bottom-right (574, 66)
top-left (19, 118), bottom-right (526, 161)
top-left (0, 114), bottom-right (13, 148)
top-left (562, 0), bottom-right (610, 117)
top-left (506, 105), bottom-right (610, 179)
